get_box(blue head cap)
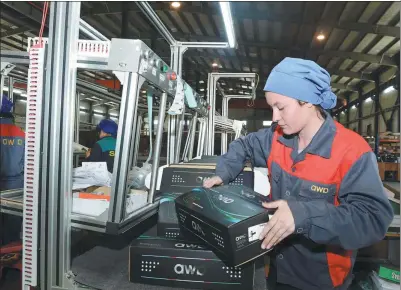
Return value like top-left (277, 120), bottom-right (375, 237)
top-left (1, 96), bottom-right (13, 114)
top-left (97, 119), bottom-right (118, 137)
top-left (263, 57), bottom-right (337, 110)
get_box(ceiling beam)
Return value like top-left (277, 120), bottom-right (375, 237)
top-left (1, 2), bottom-right (47, 28)
top-left (81, 2), bottom-right (400, 38)
top-left (1, 27), bottom-right (32, 39)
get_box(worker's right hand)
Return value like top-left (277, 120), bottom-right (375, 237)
top-left (203, 176), bottom-right (223, 188)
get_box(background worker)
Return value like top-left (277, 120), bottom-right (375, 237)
top-left (204, 58), bottom-right (394, 290)
top-left (0, 96), bottom-right (25, 190)
top-left (0, 95), bottom-right (25, 246)
top-left (85, 118), bottom-right (118, 173)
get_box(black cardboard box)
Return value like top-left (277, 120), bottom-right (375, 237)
top-left (160, 164), bottom-right (254, 193)
top-left (157, 193), bottom-right (184, 239)
top-left (175, 185), bottom-right (271, 267)
top-left (129, 237), bottom-right (255, 289)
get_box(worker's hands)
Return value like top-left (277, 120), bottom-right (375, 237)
top-left (259, 200), bottom-right (295, 250)
top-left (203, 176), bottom-right (223, 188)
top-left (85, 149), bottom-right (91, 158)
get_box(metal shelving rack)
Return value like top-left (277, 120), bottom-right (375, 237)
top-left (0, 2), bottom-right (240, 289)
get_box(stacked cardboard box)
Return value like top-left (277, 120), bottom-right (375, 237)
top-left (129, 162), bottom-right (257, 289)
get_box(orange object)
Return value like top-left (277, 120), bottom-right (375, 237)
top-left (78, 193), bottom-right (110, 201)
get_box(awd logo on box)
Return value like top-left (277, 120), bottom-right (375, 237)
top-left (235, 234), bottom-right (247, 242)
top-left (174, 264), bottom-right (205, 276)
top-left (175, 243), bottom-right (205, 250)
top-left (191, 221), bottom-right (205, 236)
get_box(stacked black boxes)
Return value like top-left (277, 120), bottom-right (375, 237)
top-left (129, 161), bottom-right (257, 289)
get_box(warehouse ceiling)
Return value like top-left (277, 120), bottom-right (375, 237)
top-left (1, 1), bottom-right (400, 108)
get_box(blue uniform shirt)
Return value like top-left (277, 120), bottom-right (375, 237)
top-left (0, 118), bottom-right (25, 190)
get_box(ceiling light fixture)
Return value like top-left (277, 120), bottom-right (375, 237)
top-left (383, 85), bottom-right (395, 94)
top-left (317, 33), bottom-right (325, 41)
top-left (171, 2), bottom-right (181, 8)
top-left (219, 2), bottom-right (236, 48)
top-left (212, 62), bottom-right (219, 67)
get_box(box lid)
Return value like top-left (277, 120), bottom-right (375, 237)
top-left (175, 185), bottom-right (267, 227)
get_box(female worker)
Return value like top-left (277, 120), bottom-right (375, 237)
top-left (203, 58), bottom-right (394, 290)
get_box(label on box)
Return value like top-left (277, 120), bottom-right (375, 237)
top-left (248, 223), bottom-right (267, 242)
top-left (379, 265), bottom-right (400, 283)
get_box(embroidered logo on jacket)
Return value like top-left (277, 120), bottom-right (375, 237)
top-left (310, 185), bottom-right (329, 193)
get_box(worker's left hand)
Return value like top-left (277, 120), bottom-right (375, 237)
top-left (85, 149), bottom-right (91, 158)
top-left (259, 200), bottom-right (295, 250)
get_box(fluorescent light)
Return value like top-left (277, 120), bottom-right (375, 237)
top-left (80, 106), bottom-right (86, 110)
top-left (154, 119), bottom-right (158, 125)
top-left (341, 111), bottom-right (345, 114)
top-left (199, 80), bottom-right (204, 84)
top-left (93, 113), bottom-right (103, 117)
top-left (219, 2), bottom-right (236, 48)
top-left (80, 111), bottom-right (87, 114)
top-left (263, 121), bottom-right (272, 126)
top-left (241, 85), bottom-right (247, 89)
top-left (351, 105), bottom-right (356, 109)
top-left (3, 87), bottom-right (8, 91)
top-left (19, 99), bottom-right (27, 103)
top-left (171, 2), bottom-right (181, 8)
top-left (365, 97), bottom-right (372, 103)
top-left (383, 86), bottom-right (395, 94)
top-left (317, 34), bottom-right (325, 41)
top-left (109, 113), bottom-right (118, 118)
top-left (200, 88), bottom-right (205, 92)
top-left (21, 93), bottom-right (27, 97)
top-left (229, 88), bottom-right (233, 91)
top-left (93, 110), bottom-right (103, 114)
top-left (212, 62), bottom-right (218, 67)
top-left (141, 90), bottom-right (146, 94)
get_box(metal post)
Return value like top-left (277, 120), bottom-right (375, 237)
top-left (132, 113), bottom-right (143, 168)
top-left (74, 92), bottom-right (80, 143)
top-left (197, 119), bottom-right (206, 157)
top-left (206, 74), bottom-right (217, 155)
top-left (188, 112), bottom-right (198, 159)
top-left (38, 2), bottom-right (81, 289)
top-left (181, 119), bottom-right (192, 161)
top-left (358, 89), bottom-right (363, 134)
top-left (0, 75), bottom-right (5, 106)
top-left (221, 97), bottom-right (229, 154)
top-left (109, 73), bottom-right (144, 223)
top-left (169, 44), bottom-right (187, 164)
top-left (374, 78), bottom-right (380, 155)
top-left (149, 92), bottom-right (167, 202)
top-left (8, 76), bottom-right (14, 102)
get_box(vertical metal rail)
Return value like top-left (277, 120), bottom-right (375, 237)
top-left (8, 76), bottom-right (14, 102)
top-left (132, 113), bottom-right (143, 168)
top-left (148, 92), bottom-right (168, 202)
top-left (109, 73), bottom-right (144, 223)
top-left (188, 112), bottom-right (198, 159)
top-left (206, 74), bottom-right (217, 155)
top-left (36, 2), bottom-right (81, 289)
